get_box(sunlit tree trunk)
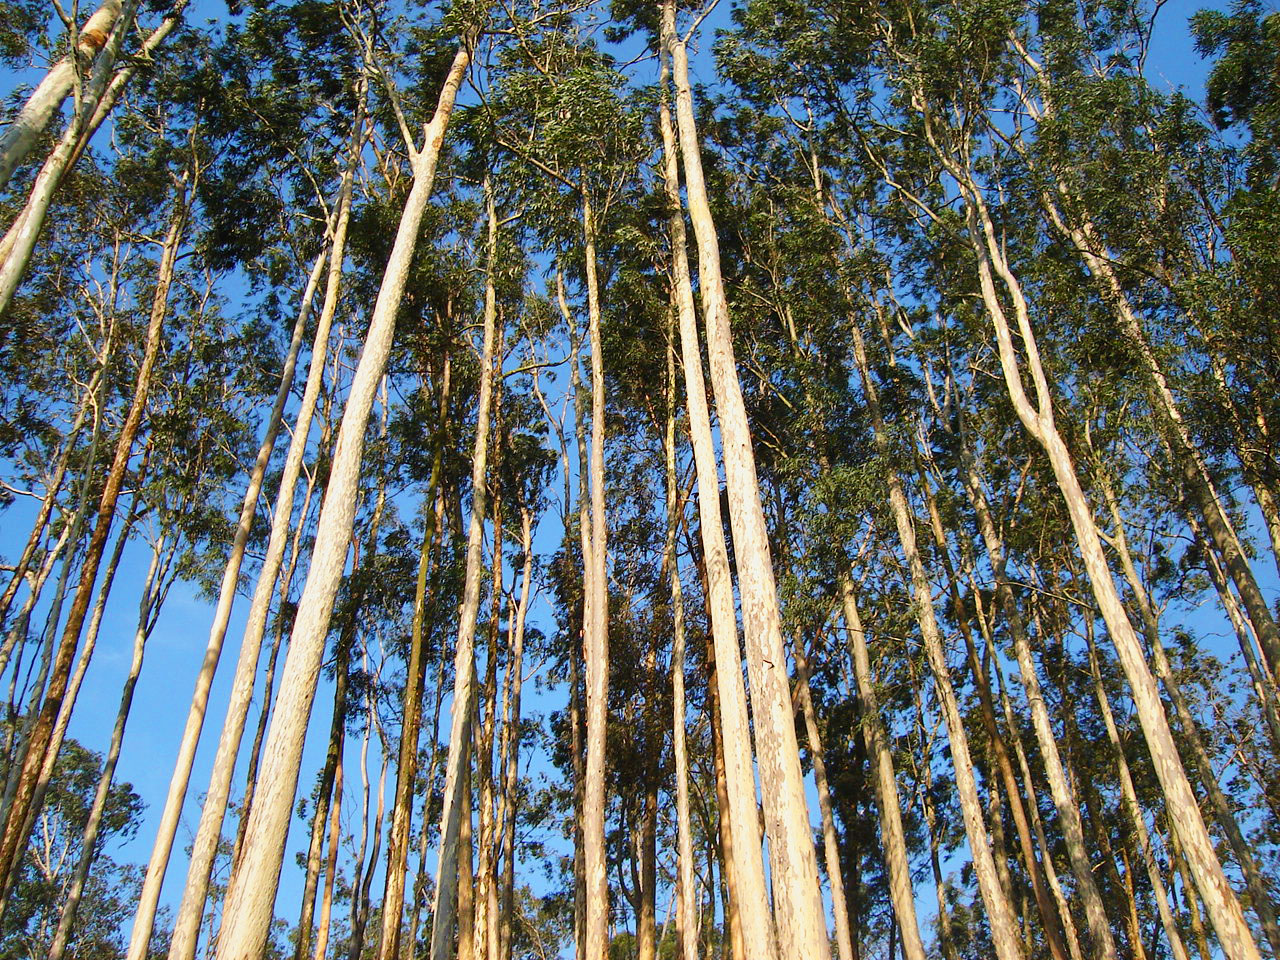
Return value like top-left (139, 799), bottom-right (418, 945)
top-left (1080, 624), bottom-right (1190, 960)
top-left (792, 633), bottom-right (854, 960)
top-left (1094, 466), bottom-right (1280, 956)
top-left (0, 0), bottom-right (128, 193)
top-left (578, 178), bottom-right (611, 960)
top-left (919, 473), bottom-right (1077, 960)
top-left (429, 171), bottom-right (500, 960)
top-left (0, 178), bottom-right (187, 898)
top-left (214, 41), bottom-right (472, 958)
top-left (665, 7), bottom-right (827, 958)
top-left (294, 607), bottom-right (355, 960)
top-left (836, 578), bottom-right (926, 960)
top-left (657, 25), bottom-right (776, 959)
top-left (952, 442), bottom-right (1115, 960)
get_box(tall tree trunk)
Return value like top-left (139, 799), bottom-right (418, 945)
top-left (1040, 193), bottom-right (1280, 686)
top-left (657, 31), bottom-right (775, 959)
top-left (579, 180), bottom-right (611, 960)
top-left (428, 170), bottom-right (500, 960)
top-left (378, 354), bottom-right (452, 960)
top-left (956, 440), bottom-right (1120, 960)
top-left (562, 275), bottom-right (588, 960)
top-left (409, 576), bottom-right (452, 958)
top-left (167, 112), bottom-right (364, 960)
top-left (663, 9), bottom-right (828, 958)
top-left (1095, 467), bottom-right (1280, 956)
top-left (907, 663), bottom-right (959, 960)
top-left (846, 319), bottom-right (1023, 960)
top-left (312, 749), bottom-right (344, 960)
top-left (294, 610), bottom-right (354, 960)
top-left (662, 317), bottom-right (699, 960)
top-left (140, 165), bottom-right (355, 960)
top-left (474, 469), bottom-right (504, 960)
top-left (1081, 624), bottom-right (1190, 960)
top-left (214, 41), bottom-right (472, 959)
top-left (458, 758), bottom-right (476, 960)
top-left (0, 180), bottom-right (186, 897)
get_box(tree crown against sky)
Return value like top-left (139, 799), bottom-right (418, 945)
top-left (0, 2), bottom-right (1278, 960)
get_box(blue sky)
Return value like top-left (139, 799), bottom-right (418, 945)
top-left (0, 0), bottom-right (1270, 955)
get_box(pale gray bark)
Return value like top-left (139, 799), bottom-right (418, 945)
top-left (428, 172), bottom-right (500, 960)
top-left (792, 634), bottom-right (855, 960)
top-left (664, 7), bottom-right (828, 957)
top-left (958, 447), bottom-right (1115, 960)
top-left (579, 182), bottom-right (611, 960)
top-left (952, 171), bottom-right (1261, 960)
top-left (214, 42), bottom-right (472, 959)
top-left (0, 0), bottom-right (124, 191)
top-left (656, 22), bottom-right (778, 959)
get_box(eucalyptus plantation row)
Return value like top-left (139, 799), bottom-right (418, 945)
top-left (0, 0), bottom-right (1277, 958)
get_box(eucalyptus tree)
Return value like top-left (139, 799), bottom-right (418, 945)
top-left (0, 0), bottom-right (192, 320)
top-left (0, 137), bottom-right (195, 905)
top-left (849, 6), bottom-right (1265, 955)
top-left (479, 23), bottom-right (647, 956)
top-left (212, 7), bottom-right (480, 952)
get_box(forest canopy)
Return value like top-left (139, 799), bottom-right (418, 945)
top-left (0, 1), bottom-right (1278, 959)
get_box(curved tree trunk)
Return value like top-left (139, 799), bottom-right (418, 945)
top-left (952, 167), bottom-right (1261, 960)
